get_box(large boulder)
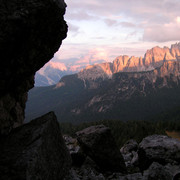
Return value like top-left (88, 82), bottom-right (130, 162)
top-left (76, 125), bottom-right (127, 173)
top-left (138, 135), bottom-right (180, 171)
top-left (0, 0), bottom-right (67, 134)
top-left (143, 162), bottom-right (173, 180)
top-left (0, 112), bottom-right (71, 180)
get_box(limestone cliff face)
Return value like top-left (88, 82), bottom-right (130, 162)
top-left (113, 56), bottom-right (145, 72)
top-left (78, 43), bottom-right (180, 81)
top-left (0, 0), bottom-right (67, 134)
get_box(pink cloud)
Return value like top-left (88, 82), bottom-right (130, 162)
top-left (143, 21), bottom-right (180, 42)
top-left (77, 48), bottom-right (109, 64)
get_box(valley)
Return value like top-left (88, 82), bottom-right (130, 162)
top-left (26, 43), bottom-right (180, 124)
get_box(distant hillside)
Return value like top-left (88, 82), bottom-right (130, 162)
top-left (35, 55), bottom-right (106, 86)
top-left (26, 43), bottom-right (180, 123)
top-left (59, 104), bottom-right (180, 148)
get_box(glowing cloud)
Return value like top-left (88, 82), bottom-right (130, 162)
top-left (77, 48), bottom-right (109, 64)
top-left (176, 16), bottom-right (180, 23)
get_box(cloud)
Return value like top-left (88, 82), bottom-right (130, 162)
top-left (77, 48), bottom-right (109, 64)
top-left (56, 0), bottom-right (180, 63)
top-left (143, 18), bottom-right (180, 42)
top-left (120, 22), bottom-right (136, 28)
top-left (104, 19), bottom-right (136, 28)
top-left (65, 0), bottom-right (180, 20)
top-left (65, 10), bottom-right (96, 21)
top-left (126, 31), bottom-right (138, 40)
top-left (91, 36), bottom-right (105, 40)
top-left (68, 23), bottom-right (79, 32)
top-left (104, 19), bottom-right (118, 26)
top-left (65, 0), bottom-right (180, 34)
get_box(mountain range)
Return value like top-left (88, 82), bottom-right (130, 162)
top-left (35, 54), bottom-right (106, 86)
top-left (26, 43), bottom-right (180, 123)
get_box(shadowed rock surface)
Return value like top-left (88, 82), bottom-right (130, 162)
top-left (120, 140), bottom-right (140, 174)
top-left (138, 135), bottom-right (180, 171)
top-left (76, 125), bottom-right (127, 173)
top-left (0, 112), bottom-right (71, 180)
top-left (120, 139), bottom-right (138, 154)
top-left (63, 135), bottom-right (86, 167)
top-left (0, 0), bottom-right (67, 134)
top-left (143, 162), bottom-right (173, 180)
top-left (64, 132), bottom-right (180, 179)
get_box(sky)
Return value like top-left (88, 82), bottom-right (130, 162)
top-left (52, 0), bottom-right (180, 63)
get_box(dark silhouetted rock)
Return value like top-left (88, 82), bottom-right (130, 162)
top-left (120, 140), bottom-right (140, 174)
top-left (174, 172), bottom-right (180, 180)
top-left (71, 151), bottom-right (86, 167)
top-left (121, 173), bottom-right (143, 180)
top-left (64, 156), bottom-right (106, 180)
top-left (64, 135), bottom-right (86, 166)
top-left (143, 162), bottom-right (173, 180)
top-left (0, 0), bottom-right (67, 134)
top-left (138, 135), bottom-right (180, 171)
top-left (76, 125), bottom-right (127, 173)
top-left (107, 172), bottom-right (142, 180)
top-left (120, 139), bottom-right (138, 154)
top-left (0, 112), bottom-right (71, 180)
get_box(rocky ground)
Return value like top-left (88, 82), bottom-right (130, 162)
top-left (0, 112), bottom-right (71, 180)
top-left (63, 125), bottom-right (180, 180)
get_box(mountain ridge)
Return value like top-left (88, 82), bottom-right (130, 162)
top-left (35, 42), bottom-right (180, 86)
top-left (35, 57), bottom-right (106, 86)
top-left (26, 42), bottom-right (180, 123)
top-left (77, 42), bottom-right (180, 82)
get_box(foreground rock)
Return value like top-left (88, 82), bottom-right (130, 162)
top-left (143, 162), bottom-right (173, 180)
top-left (64, 132), bottom-right (180, 179)
top-left (76, 125), bottom-right (127, 173)
top-left (120, 139), bottom-right (138, 154)
top-left (138, 135), bottom-right (180, 171)
top-left (64, 157), bottom-right (106, 180)
top-left (0, 0), bottom-right (67, 134)
top-left (120, 140), bottom-right (139, 173)
top-left (63, 135), bottom-right (86, 166)
top-left (0, 112), bottom-right (71, 180)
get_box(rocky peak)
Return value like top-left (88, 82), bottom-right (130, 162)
top-left (144, 44), bottom-right (180, 67)
top-left (78, 43), bottom-right (180, 81)
top-left (113, 55), bottom-right (130, 72)
top-left (171, 42), bottom-right (180, 58)
top-left (144, 46), bottom-right (165, 67)
top-left (78, 63), bottom-right (113, 81)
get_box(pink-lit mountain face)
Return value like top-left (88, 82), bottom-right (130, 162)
top-left (35, 49), bottom-right (107, 86)
top-left (35, 43), bottom-right (180, 86)
top-left (77, 42), bottom-right (180, 81)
